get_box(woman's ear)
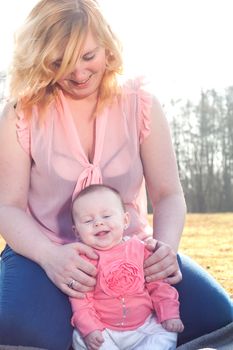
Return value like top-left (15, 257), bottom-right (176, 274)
top-left (123, 212), bottom-right (130, 230)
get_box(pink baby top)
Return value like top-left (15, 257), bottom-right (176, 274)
top-left (16, 78), bottom-right (153, 244)
top-left (70, 237), bottom-right (180, 336)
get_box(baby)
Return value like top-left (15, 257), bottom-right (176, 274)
top-left (70, 184), bottom-right (184, 350)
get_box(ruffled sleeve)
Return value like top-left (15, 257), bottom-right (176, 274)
top-left (15, 108), bottom-right (30, 155)
top-left (136, 77), bottom-right (153, 144)
top-left (123, 77), bottom-right (153, 144)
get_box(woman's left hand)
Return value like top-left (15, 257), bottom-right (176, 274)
top-left (144, 239), bottom-right (182, 284)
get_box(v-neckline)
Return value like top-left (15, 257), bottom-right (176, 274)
top-left (59, 90), bottom-right (108, 166)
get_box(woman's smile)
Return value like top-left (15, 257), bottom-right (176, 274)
top-left (68, 73), bottom-right (94, 89)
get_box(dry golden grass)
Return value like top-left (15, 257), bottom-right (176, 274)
top-left (179, 213), bottom-right (233, 299)
top-left (0, 213), bottom-right (232, 298)
top-left (148, 213), bottom-right (233, 298)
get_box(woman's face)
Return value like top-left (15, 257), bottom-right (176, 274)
top-left (57, 31), bottom-right (106, 100)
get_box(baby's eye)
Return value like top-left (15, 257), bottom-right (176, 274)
top-left (103, 215), bottom-right (111, 219)
top-left (84, 219), bottom-right (92, 224)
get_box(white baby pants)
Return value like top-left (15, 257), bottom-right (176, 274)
top-left (73, 315), bottom-right (177, 350)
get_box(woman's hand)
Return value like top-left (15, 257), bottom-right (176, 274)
top-left (40, 241), bottom-right (98, 298)
top-left (144, 239), bottom-right (182, 284)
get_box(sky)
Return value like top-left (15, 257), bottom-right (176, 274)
top-left (0, 0), bottom-right (233, 104)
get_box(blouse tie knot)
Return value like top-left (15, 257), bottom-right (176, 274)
top-left (72, 163), bottom-right (102, 200)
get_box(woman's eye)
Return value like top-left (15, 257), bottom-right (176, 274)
top-left (82, 54), bottom-right (95, 61)
top-left (53, 61), bottom-right (61, 69)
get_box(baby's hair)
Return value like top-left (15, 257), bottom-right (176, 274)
top-left (71, 184), bottom-right (125, 224)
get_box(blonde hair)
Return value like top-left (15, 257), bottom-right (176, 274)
top-left (9, 0), bottom-right (123, 117)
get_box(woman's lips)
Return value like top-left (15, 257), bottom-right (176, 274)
top-left (69, 74), bottom-right (93, 88)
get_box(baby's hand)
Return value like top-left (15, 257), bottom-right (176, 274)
top-left (161, 318), bottom-right (184, 333)
top-left (84, 330), bottom-right (104, 350)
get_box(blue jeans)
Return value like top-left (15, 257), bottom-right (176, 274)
top-left (0, 245), bottom-right (232, 349)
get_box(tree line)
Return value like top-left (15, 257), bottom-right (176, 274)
top-left (169, 87), bottom-right (233, 212)
top-left (1, 72), bottom-right (232, 212)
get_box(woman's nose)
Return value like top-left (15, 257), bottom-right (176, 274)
top-left (71, 63), bottom-right (89, 82)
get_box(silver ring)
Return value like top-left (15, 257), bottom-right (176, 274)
top-left (68, 279), bottom-right (76, 290)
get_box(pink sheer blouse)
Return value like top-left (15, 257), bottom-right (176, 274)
top-left (16, 78), bottom-right (153, 244)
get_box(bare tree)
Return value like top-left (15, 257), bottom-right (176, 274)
top-left (169, 87), bottom-right (233, 212)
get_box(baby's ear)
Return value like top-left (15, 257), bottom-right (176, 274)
top-left (124, 211), bottom-right (130, 229)
top-left (72, 225), bottom-right (80, 239)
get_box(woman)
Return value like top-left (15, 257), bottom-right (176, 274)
top-left (0, 1), bottom-right (232, 349)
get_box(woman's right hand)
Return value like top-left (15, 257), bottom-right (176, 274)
top-left (40, 241), bottom-right (98, 298)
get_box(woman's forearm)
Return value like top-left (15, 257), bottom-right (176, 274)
top-left (152, 193), bottom-right (187, 252)
top-left (0, 205), bottom-right (98, 297)
top-left (0, 205), bottom-right (55, 266)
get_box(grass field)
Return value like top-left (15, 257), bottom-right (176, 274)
top-left (0, 213), bottom-right (232, 298)
top-left (180, 213), bottom-right (233, 298)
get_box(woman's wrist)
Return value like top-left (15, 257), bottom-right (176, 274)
top-left (33, 238), bottom-right (58, 268)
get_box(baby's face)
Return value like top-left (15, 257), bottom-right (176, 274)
top-left (73, 190), bottom-right (129, 250)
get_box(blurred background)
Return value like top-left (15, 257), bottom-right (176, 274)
top-left (0, 0), bottom-right (233, 212)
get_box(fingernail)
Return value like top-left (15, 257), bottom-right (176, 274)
top-left (146, 276), bottom-right (151, 282)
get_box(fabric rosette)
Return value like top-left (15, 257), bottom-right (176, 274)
top-left (99, 259), bottom-right (144, 297)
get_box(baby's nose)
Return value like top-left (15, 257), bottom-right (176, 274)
top-left (94, 218), bottom-right (104, 226)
